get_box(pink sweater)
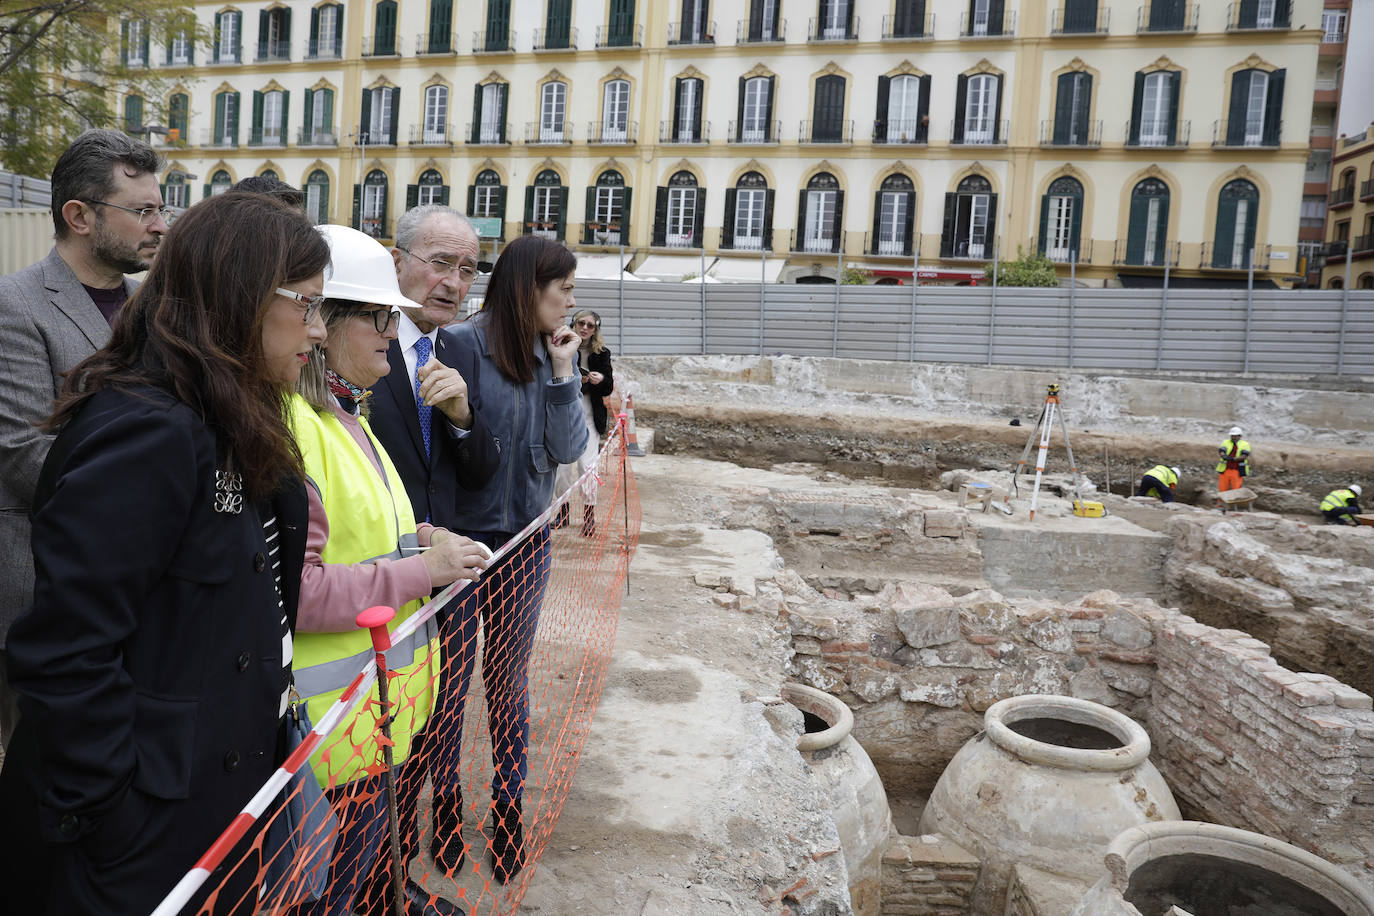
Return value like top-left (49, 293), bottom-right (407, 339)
top-left (295, 400), bottom-right (437, 633)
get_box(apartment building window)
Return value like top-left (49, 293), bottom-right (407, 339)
top-left (124, 95), bottom-right (144, 134)
top-left (1225, 68), bottom-right (1284, 146)
top-left (1061, 0), bottom-right (1098, 32)
top-left (1305, 149), bottom-right (1331, 184)
top-left (468, 169), bottom-right (506, 228)
top-left (252, 89), bottom-right (287, 145)
top-left (525, 169), bottom-right (567, 239)
top-left (306, 170), bottom-right (329, 224)
top-left (1126, 178), bottom-right (1170, 266)
top-left (214, 11), bottom-right (241, 63)
top-left (891, 0), bottom-right (928, 37)
top-left (545, 0), bottom-right (573, 48)
top-left (1213, 180), bottom-right (1259, 269)
top-left (485, 0), bottom-right (512, 50)
top-left (876, 73), bottom-right (930, 143)
top-left (941, 175), bottom-right (996, 259)
top-left (954, 73), bottom-right (1001, 144)
top-left (1321, 10), bottom-right (1346, 43)
top-left (819, 0), bottom-right (854, 39)
top-left (304, 87), bottom-right (335, 144)
top-left (423, 85), bottom-right (449, 143)
top-left (373, 0), bottom-right (398, 55)
top-left (1039, 176), bottom-right (1084, 261)
top-left (473, 82), bottom-right (508, 142)
top-left (873, 174), bottom-right (915, 256)
top-left (408, 169), bottom-right (448, 208)
top-left (654, 171), bottom-right (703, 248)
top-left (362, 86), bottom-right (399, 145)
top-left (310, 4), bottom-right (343, 57)
top-left (1237, 0), bottom-right (1290, 29)
top-left (1147, 0), bottom-right (1186, 31)
top-left (724, 171), bottom-right (773, 250)
top-left (738, 76), bottom-right (775, 141)
top-left (168, 93), bottom-right (188, 139)
top-left (811, 74), bottom-right (846, 142)
top-left (798, 172), bottom-right (842, 254)
top-left (540, 82), bottom-right (567, 142)
top-left (167, 27), bottom-right (192, 65)
top-left (747, 0), bottom-right (780, 40)
top-left (585, 169), bottom-right (629, 244)
top-left (967, 0), bottom-right (1005, 36)
top-left (122, 20), bottom-right (148, 66)
top-left (673, 77), bottom-right (704, 141)
top-left (209, 170), bottom-right (232, 197)
top-left (608, 0), bottom-right (637, 46)
top-left (1052, 72), bottom-right (1092, 145)
top-left (428, 0), bottom-right (453, 52)
top-left (679, 0), bottom-right (710, 42)
top-left (258, 7), bottom-right (291, 61)
top-left (1300, 196), bottom-right (1326, 229)
top-left (602, 79), bottom-right (630, 141)
top-left (1130, 70), bottom-right (1180, 146)
top-left (163, 172), bottom-right (188, 208)
top-left (213, 90), bottom-right (240, 145)
top-left (355, 170), bottom-right (389, 238)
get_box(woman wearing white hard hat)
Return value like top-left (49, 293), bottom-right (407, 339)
top-left (285, 225), bottom-right (488, 916)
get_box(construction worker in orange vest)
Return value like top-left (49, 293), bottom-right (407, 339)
top-left (1216, 426), bottom-right (1251, 492)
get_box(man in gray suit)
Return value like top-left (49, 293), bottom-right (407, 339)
top-left (0, 129), bottom-right (167, 749)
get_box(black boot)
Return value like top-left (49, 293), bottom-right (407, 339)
top-left (431, 790), bottom-right (465, 875)
top-left (579, 504), bottom-right (596, 538)
top-left (403, 879), bottom-right (467, 915)
top-left (552, 503), bottom-right (569, 529)
top-left (489, 797), bottom-right (524, 884)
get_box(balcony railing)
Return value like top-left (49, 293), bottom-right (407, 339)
top-left (941, 237), bottom-right (994, 260)
top-left (355, 127), bottom-right (396, 146)
top-left (865, 232), bottom-right (914, 257)
top-left (586, 121), bottom-right (638, 144)
top-left (951, 119), bottom-right (1009, 146)
top-left (525, 122), bottom-right (571, 144)
top-left (360, 218), bottom-right (390, 241)
top-left (800, 119), bottom-right (853, 144)
top-left (659, 121), bottom-right (711, 143)
top-left (248, 128), bottom-right (286, 147)
top-left (582, 222), bottom-right (624, 246)
top-left (466, 121), bottom-right (511, 144)
top-left (1213, 119), bottom-right (1281, 148)
top-left (306, 37), bottom-right (341, 58)
top-left (873, 119), bottom-right (929, 144)
top-left (1226, 0), bottom-right (1291, 30)
top-left (1315, 77), bottom-right (1340, 92)
top-left (1113, 239), bottom-right (1181, 267)
top-left (201, 128), bottom-right (237, 148)
top-left (668, 20), bottom-right (715, 44)
top-left (736, 19), bottom-right (786, 43)
top-left (410, 124), bottom-right (453, 146)
top-left (297, 128), bottom-right (337, 146)
top-left (417, 31), bottom-right (458, 54)
top-left (1327, 239), bottom-right (1349, 259)
top-left (1137, 3), bottom-right (1198, 33)
top-left (524, 221), bottom-right (561, 240)
top-left (808, 16), bottom-right (859, 41)
top-left (658, 231), bottom-right (700, 250)
top-left (1330, 186), bottom-right (1356, 208)
top-left (728, 120), bottom-right (781, 143)
top-left (595, 24), bottom-right (642, 48)
top-left (1354, 234), bottom-right (1374, 255)
top-left (1051, 4), bottom-right (1109, 34)
top-left (1039, 119), bottom-right (1103, 147)
top-left (960, 9), bottom-right (1015, 36)
top-left (532, 26), bottom-right (578, 50)
top-left (1311, 124), bottom-right (1334, 137)
top-left (1202, 242), bottom-right (1271, 270)
top-left (1361, 179), bottom-right (1374, 201)
top-left (473, 29), bottom-right (514, 52)
top-left (719, 227), bottom-right (772, 251)
top-left (882, 12), bottom-right (934, 39)
top-left (1038, 239), bottom-right (1094, 264)
top-left (255, 39), bottom-right (291, 61)
top-left (362, 35), bottom-right (403, 56)
top-left (211, 44), bottom-right (241, 64)
top-left (790, 229), bottom-right (846, 255)
top-left (1124, 118), bottom-right (1190, 147)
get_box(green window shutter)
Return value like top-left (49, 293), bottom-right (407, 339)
top-left (1069, 191), bottom-right (1083, 257)
top-left (467, 184), bottom-right (477, 214)
top-left (653, 188), bottom-right (668, 246)
top-left (352, 184), bottom-right (362, 229)
top-left (310, 6), bottom-right (320, 45)
top-left (1126, 191), bottom-right (1149, 263)
top-left (322, 89), bottom-right (334, 134)
top-left (202, 183), bottom-right (210, 199)
top-left (870, 191), bottom-right (882, 251)
top-left (831, 190), bottom-right (842, 252)
top-left (762, 189), bottom-right (775, 249)
top-left (523, 186), bottom-right (535, 232)
top-left (377, 1), bottom-right (397, 52)
top-left (121, 21), bottom-right (129, 64)
top-left (214, 93), bottom-right (226, 141)
top-left (211, 17), bottom-right (220, 60)
top-left (361, 90), bottom-right (372, 138)
top-left (1263, 69), bottom-right (1285, 145)
top-left (1166, 71), bottom-right (1181, 145)
top-left (439, 185), bottom-right (450, 206)
top-left (555, 186), bottom-right (569, 240)
top-left (407, 184), bottom-right (419, 209)
top-left (584, 186), bottom-right (596, 242)
top-left (1129, 72), bottom-right (1144, 145)
top-left (389, 88), bottom-right (400, 143)
top-left (471, 84), bottom-right (483, 142)
top-left (1226, 71), bottom-right (1249, 145)
top-left (495, 186), bottom-right (507, 231)
top-left (1154, 194), bottom-right (1170, 265)
top-left (258, 10), bottom-right (269, 58)
top-left (280, 91), bottom-right (290, 137)
top-left (498, 85), bottom-right (509, 142)
top-left (1214, 196), bottom-right (1237, 267)
top-left (229, 91), bottom-right (240, 144)
top-left (621, 187), bottom-right (632, 240)
top-left (724, 188), bottom-right (739, 247)
top-left (251, 90), bottom-right (264, 144)
top-left (303, 89), bottom-right (314, 140)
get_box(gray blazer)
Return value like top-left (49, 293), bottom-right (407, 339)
top-left (0, 248), bottom-right (134, 645)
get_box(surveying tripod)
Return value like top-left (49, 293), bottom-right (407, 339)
top-left (1011, 384), bottom-right (1083, 521)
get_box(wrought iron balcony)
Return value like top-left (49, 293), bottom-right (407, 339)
top-left (728, 120), bottom-right (781, 143)
top-left (1050, 3), bottom-right (1109, 34)
top-left (882, 12), bottom-right (934, 39)
top-left (667, 20), bottom-right (715, 44)
top-left (950, 119), bottom-right (1009, 146)
top-left (1124, 119), bottom-right (1190, 148)
top-left (1201, 242), bottom-right (1271, 270)
top-left (659, 120), bottom-right (711, 143)
top-left (532, 26), bottom-right (578, 50)
top-left (255, 39), bottom-right (291, 62)
top-left (595, 24), bottom-right (642, 48)
top-left (297, 128), bottom-right (338, 147)
top-left (790, 229), bottom-right (846, 255)
top-left (800, 119), bottom-right (853, 144)
top-left (467, 121), bottom-right (511, 144)
top-left (1039, 119), bottom-right (1102, 148)
top-left (306, 37), bottom-right (342, 59)
top-left (960, 9), bottom-right (1015, 36)
top-left (873, 119), bottom-right (929, 145)
top-left (416, 31), bottom-right (458, 54)
top-left (1113, 239), bottom-right (1181, 267)
top-left (1136, 3), bottom-right (1198, 33)
top-left (525, 122), bottom-right (571, 144)
top-left (473, 30), bottom-right (514, 52)
top-left (1225, 0), bottom-right (1291, 30)
top-left (410, 124), bottom-right (453, 146)
top-left (362, 35), bottom-right (403, 56)
top-left (808, 16), bottom-right (859, 40)
top-left (1212, 119), bottom-right (1282, 148)
top-left (864, 232), bottom-right (914, 257)
top-left (736, 19), bottom-right (786, 43)
top-left (586, 121), bottom-right (637, 144)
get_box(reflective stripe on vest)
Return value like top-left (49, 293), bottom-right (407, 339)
top-left (1321, 489), bottom-right (1356, 512)
top-left (287, 395), bottom-right (439, 786)
top-left (1215, 439), bottom-right (1251, 474)
top-left (1146, 465), bottom-right (1178, 488)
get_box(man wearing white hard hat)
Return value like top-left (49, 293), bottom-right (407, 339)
top-left (1138, 464), bottom-right (1181, 503)
top-left (1320, 484), bottom-right (1363, 526)
top-left (1216, 426), bottom-right (1251, 493)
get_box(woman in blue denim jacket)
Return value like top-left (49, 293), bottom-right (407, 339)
top-left (430, 236), bottom-right (587, 884)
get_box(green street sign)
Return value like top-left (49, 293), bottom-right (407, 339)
top-left (470, 217), bottom-right (502, 238)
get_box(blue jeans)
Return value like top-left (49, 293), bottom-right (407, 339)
top-left (287, 774), bottom-right (391, 916)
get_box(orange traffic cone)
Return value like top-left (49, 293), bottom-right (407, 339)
top-left (623, 393), bottom-right (645, 457)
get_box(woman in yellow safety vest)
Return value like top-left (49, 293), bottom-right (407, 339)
top-left (288, 225), bottom-right (489, 916)
top-left (1138, 465), bottom-right (1180, 503)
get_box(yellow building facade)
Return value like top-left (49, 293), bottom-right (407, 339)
top-left (1320, 124), bottom-right (1374, 289)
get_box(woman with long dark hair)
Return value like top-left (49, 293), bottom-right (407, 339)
top-left (429, 235), bottom-right (586, 884)
top-left (0, 192), bottom-right (330, 915)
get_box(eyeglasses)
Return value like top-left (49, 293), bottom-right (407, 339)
top-left (276, 288), bottom-right (325, 324)
top-left (397, 246), bottom-right (479, 282)
top-left (354, 307), bottom-right (401, 334)
top-left (574, 319), bottom-right (599, 329)
top-left (82, 199), bottom-right (175, 226)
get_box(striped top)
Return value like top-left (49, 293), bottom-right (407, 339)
top-left (261, 508), bottom-right (294, 717)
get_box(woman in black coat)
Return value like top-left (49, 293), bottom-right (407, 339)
top-left (553, 308), bottom-right (614, 536)
top-left (0, 192), bottom-right (330, 915)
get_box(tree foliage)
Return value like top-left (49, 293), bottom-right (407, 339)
top-left (984, 246), bottom-right (1060, 287)
top-left (0, 1), bottom-right (199, 177)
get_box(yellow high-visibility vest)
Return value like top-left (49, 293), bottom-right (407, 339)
top-left (1215, 439), bottom-right (1251, 475)
top-left (1145, 465), bottom-right (1178, 488)
top-left (1321, 489), bottom-right (1358, 512)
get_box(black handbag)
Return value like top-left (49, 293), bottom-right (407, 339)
top-left (262, 687), bottom-right (338, 905)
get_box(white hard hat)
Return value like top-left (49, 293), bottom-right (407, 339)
top-left (1228, 426), bottom-right (1243, 437)
top-left (1352, 484), bottom-right (1363, 497)
top-left (316, 224), bottom-right (422, 311)
top-left (1170, 467), bottom-right (1181, 477)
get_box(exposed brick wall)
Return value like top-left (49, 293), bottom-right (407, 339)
top-left (880, 835), bottom-right (979, 916)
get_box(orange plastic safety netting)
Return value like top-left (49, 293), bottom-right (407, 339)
top-left (153, 419), bottom-right (641, 916)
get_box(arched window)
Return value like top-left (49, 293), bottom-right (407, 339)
top-left (585, 169), bottom-right (629, 245)
top-left (540, 81), bottom-right (567, 142)
top-left (1130, 70), bottom-right (1180, 147)
top-left (1360, 273), bottom-right (1374, 290)
top-left (469, 169), bottom-right (506, 228)
top-left (473, 82), bottom-right (507, 144)
top-left (726, 171), bottom-right (773, 250)
top-left (739, 76), bottom-right (775, 142)
top-left (957, 73), bottom-right (1001, 144)
top-left (872, 173), bottom-right (915, 257)
top-left (601, 79), bottom-right (630, 141)
top-left (1225, 67), bottom-right (1285, 147)
top-left (879, 74), bottom-right (929, 144)
top-left (1039, 176), bottom-right (1084, 262)
top-left (305, 169), bottom-right (329, 224)
top-left (411, 168), bottom-right (446, 208)
top-left (525, 168), bottom-right (566, 239)
top-left (360, 168), bottom-right (389, 238)
top-left (259, 169), bottom-right (278, 180)
top-left (163, 171), bottom-right (187, 209)
top-left (800, 172), bottom-right (842, 254)
top-left (810, 74), bottom-right (846, 142)
top-left (1052, 71), bottom-right (1093, 146)
top-left (253, 89), bottom-right (285, 146)
top-left (941, 175), bottom-right (995, 259)
top-left (423, 85), bottom-right (449, 143)
top-left (1212, 179), bottom-right (1259, 269)
top-left (209, 169), bottom-right (233, 196)
top-left (654, 170), bottom-right (701, 248)
top-left (1125, 178), bottom-right (1170, 266)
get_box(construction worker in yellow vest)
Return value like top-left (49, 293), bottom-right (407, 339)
top-left (1138, 465), bottom-right (1181, 503)
top-left (1320, 484), bottom-right (1363, 525)
top-left (1215, 426), bottom-right (1251, 492)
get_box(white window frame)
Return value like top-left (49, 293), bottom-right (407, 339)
top-left (170, 30), bottom-right (190, 64)
top-left (306, 177), bottom-right (328, 224)
top-left (1230, 199), bottom-right (1251, 269)
top-left (418, 182), bottom-right (443, 206)
top-left (759, 0), bottom-right (778, 39)
top-left (676, 79), bottom-right (699, 141)
top-left (1141, 197), bottom-right (1162, 266)
top-left (369, 87), bottom-right (393, 143)
top-left (1243, 71), bottom-right (1268, 146)
top-left (1139, 71), bottom-right (1171, 146)
top-left (1322, 10), bottom-right (1346, 43)
top-left (310, 90), bottom-right (330, 143)
top-left (1256, 0), bottom-right (1275, 28)
top-left (473, 184), bottom-right (499, 218)
top-left (971, 0), bottom-right (990, 35)
top-left (803, 189), bottom-right (836, 252)
top-left (602, 79), bottom-right (630, 141)
top-left (594, 185), bottom-right (623, 243)
top-left (262, 90), bottom-right (283, 144)
top-left (480, 83), bottom-right (504, 142)
top-left (742, 77), bottom-right (769, 141)
top-left (964, 74), bottom-right (996, 144)
top-left (878, 191), bottom-right (908, 255)
top-left (1046, 193), bottom-right (1075, 261)
top-left (318, 5), bottom-right (339, 56)
top-left (532, 185), bottom-right (559, 238)
top-left (164, 177), bottom-right (188, 209)
top-left (823, 0), bottom-right (850, 38)
top-left (127, 20), bottom-right (145, 65)
top-left (424, 85), bottom-right (448, 142)
top-left (210, 173), bottom-right (232, 195)
top-left (217, 12), bottom-right (238, 62)
top-left (216, 93), bottom-right (236, 144)
top-left (666, 186), bottom-right (696, 246)
top-left (683, 0), bottom-right (705, 41)
top-left (734, 187), bottom-right (765, 249)
top-left (887, 75), bottom-right (921, 142)
top-left (540, 82), bottom-right (567, 142)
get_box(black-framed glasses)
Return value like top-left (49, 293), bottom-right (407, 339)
top-left (353, 307), bottom-right (401, 334)
top-left (82, 199), bottom-right (174, 226)
top-left (397, 246), bottom-right (479, 281)
top-left (276, 287), bottom-right (325, 324)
